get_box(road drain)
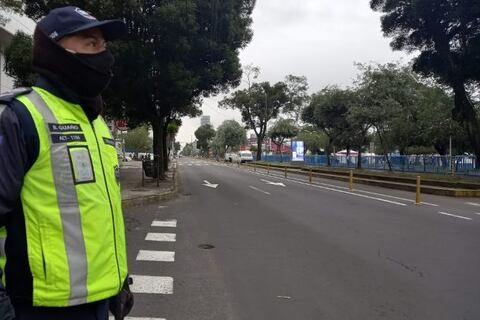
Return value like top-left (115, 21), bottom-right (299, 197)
top-left (198, 244), bottom-right (215, 250)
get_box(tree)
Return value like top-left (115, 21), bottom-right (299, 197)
top-left (4, 32), bottom-right (36, 87)
top-left (120, 126), bottom-right (152, 153)
top-left (302, 86), bottom-right (352, 166)
top-left (181, 143), bottom-right (197, 157)
top-left (354, 63), bottom-right (421, 170)
top-left (297, 126), bottom-right (328, 155)
top-left (194, 124), bottom-right (216, 156)
top-left (220, 81), bottom-right (289, 160)
top-left (7, 0), bottom-right (256, 178)
top-left (268, 118), bottom-right (298, 162)
top-left (211, 120), bottom-right (246, 156)
top-left (283, 75), bottom-right (310, 125)
top-left (371, 0), bottom-right (480, 166)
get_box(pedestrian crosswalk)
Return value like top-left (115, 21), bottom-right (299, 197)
top-left (125, 218), bottom-right (178, 319)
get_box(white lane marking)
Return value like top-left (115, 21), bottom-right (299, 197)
top-left (136, 250), bottom-right (175, 262)
top-left (110, 317), bottom-right (166, 320)
top-left (145, 233), bottom-right (176, 242)
top-left (152, 219), bottom-right (177, 227)
top-left (466, 202), bottom-right (480, 207)
top-left (260, 179), bottom-right (286, 187)
top-left (472, 212), bottom-right (480, 216)
top-left (265, 172), bottom-right (439, 206)
top-left (203, 180), bottom-right (219, 188)
top-left (249, 186), bottom-right (271, 195)
top-left (158, 206), bottom-right (168, 209)
top-left (253, 172), bottom-right (406, 206)
top-left (438, 212), bottom-right (472, 221)
top-left (130, 275), bottom-right (174, 294)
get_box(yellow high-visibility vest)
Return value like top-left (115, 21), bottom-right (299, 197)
top-left (15, 87), bottom-right (128, 307)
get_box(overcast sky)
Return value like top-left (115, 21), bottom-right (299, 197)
top-left (180, 0), bottom-right (411, 144)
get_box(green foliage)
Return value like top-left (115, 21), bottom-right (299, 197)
top-left (371, 0), bottom-right (480, 164)
top-left (4, 32), bottom-right (36, 87)
top-left (297, 126), bottom-right (328, 155)
top-left (211, 120), bottom-right (246, 155)
top-left (268, 118), bottom-right (298, 148)
top-left (283, 75), bottom-right (310, 125)
top-left (220, 79), bottom-right (289, 160)
top-left (181, 143), bottom-right (198, 157)
top-left (120, 126), bottom-right (152, 153)
top-left (195, 124), bottom-right (216, 155)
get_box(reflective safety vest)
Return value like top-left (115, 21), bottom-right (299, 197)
top-left (15, 87), bottom-right (128, 307)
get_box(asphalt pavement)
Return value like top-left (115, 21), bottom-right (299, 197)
top-left (121, 157), bottom-right (480, 320)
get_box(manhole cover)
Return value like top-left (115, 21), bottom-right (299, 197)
top-left (198, 244), bottom-right (215, 250)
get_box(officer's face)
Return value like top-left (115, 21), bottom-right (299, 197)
top-left (58, 28), bottom-right (106, 54)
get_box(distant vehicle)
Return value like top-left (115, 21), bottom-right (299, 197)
top-left (225, 151), bottom-right (253, 163)
top-left (238, 151), bottom-right (254, 163)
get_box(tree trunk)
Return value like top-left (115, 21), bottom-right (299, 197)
top-left (357, 150), bottom-right (362, 169)
top-left (326, 139), bottom-right (332, 166)
top-left (256, 134), bottom-right (263, 161)
top-left (162, 124), bottom-right (168, 172)
top-left (452, 83), bottom-right (480, 168)
top-left (378, 131), bottom-right (392, 171)
top-left (152, 117), bottom-right (166, 179)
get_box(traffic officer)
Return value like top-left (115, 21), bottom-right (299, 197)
top-left (0, 6), bottom-right (133, 320)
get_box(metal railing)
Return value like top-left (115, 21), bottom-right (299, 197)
top-left (261, 154), bottom-right (480, 176)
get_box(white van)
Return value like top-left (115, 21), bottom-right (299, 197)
top-left (238, 151), bottom-right (254, 163)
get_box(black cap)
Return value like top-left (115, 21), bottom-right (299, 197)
top-left (38, 6), bottom-right (127, 42)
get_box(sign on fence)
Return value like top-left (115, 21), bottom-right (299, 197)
top-left (292, 141), bottom-right (305, 162)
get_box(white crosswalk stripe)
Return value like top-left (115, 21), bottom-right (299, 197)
top-left (130, 275), bottom-right (174, 294)
top-left (145, 232), bottom-right (176, 242)
top-left (152, 219), bottom-right (177, 227)
top-left (136, 250), bottom-right (175, 262)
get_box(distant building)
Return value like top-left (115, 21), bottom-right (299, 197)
top-left (200, 115), bottom-right (211, 127)
top-left (0, 11), bottom-right (35, 93)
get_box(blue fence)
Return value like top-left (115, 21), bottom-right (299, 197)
top-left (261, 154), bottom-right (480, 176)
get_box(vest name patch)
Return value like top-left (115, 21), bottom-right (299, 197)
top-left (48, 123), bottom-right (82, 133)
top-left (103, 137), bottom-right (116, 147)
top-left (51, 134), bottom-right (86, 144)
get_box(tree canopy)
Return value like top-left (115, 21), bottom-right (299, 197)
top-left (211, 120), bottom-right (246, 155)
top-left (220, 81), bottom-right (289, 160)
top-left (5, 0), bottom-right (256, 177)
top-left (371, 0), bottom-right (480, 165)
top-left (195, 124), bottom-right (216, 155)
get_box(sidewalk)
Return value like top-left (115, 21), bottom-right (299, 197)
top-left (120, 160), bottom-right (177, 208)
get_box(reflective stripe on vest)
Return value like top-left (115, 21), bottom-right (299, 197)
top-left (25, 91), bottom-right (88, 304)
top-left (0, 227), bottom-right (6, 285)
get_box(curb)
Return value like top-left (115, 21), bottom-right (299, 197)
top-left (121, 169), bottom-right (178, 209)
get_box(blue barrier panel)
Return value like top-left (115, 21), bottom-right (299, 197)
top-left (261, 154), bottom-right (479, 176)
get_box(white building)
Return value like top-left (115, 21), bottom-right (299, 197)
top-left (0, 11), bottom-right (35, 93)
top-left (200, 115), bottom-right (211, 127)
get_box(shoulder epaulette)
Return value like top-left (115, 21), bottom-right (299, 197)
top-left (0, 87), bottom-right (33, 105)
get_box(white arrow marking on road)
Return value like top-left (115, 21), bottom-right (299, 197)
top-left (260, 179), bottom-right (286, 187)
top-left (249, 186), bottom-right (271, 195)
top-left (203, 180), bottom-right (219, 188)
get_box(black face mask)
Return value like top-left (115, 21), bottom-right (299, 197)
top-left (69, 50), bottom-right (115, 97)
top-left (32, 28), bottom-right (115, 99)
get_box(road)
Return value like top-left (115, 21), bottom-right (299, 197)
top-left (122, 158), bottom-right (480, 320)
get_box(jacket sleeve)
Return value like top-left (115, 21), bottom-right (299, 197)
top-left (0, 105), bottom-right (28, 222)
